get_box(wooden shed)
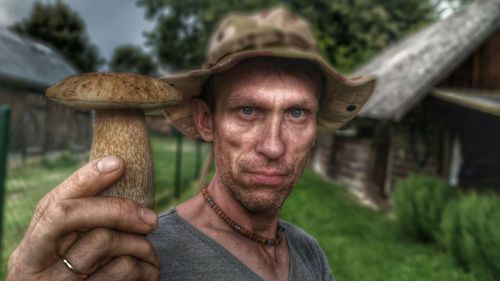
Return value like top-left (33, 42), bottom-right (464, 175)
top-left (0, 28), bottom-right (91, 164)
top-left (313, 0), bottom-right (500, 208)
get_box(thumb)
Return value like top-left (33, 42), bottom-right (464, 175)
top-left (53, 155), bottom-right (126, 201)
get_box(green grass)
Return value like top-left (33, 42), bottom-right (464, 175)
top-left (151, 134), bottom-right (208, 211)
top-left (0, 134), bottom-right (206, 277)
top-left (1, 154), bottom-right (82, 269)
top-left (282, 169), bottom-right (480, 281)
top-left (1, 137), bottom-right (478, 280)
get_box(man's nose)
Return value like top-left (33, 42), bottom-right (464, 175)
top-left (256, 117), bottom-right (285, 160)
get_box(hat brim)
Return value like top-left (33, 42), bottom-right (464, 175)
top-left (160, 47), bottom-right (376, 139)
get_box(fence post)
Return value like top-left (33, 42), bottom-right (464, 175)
top-left (0, 106), bottom-right (11, 266)
top-left (174, 130), bottom-right (183, 198)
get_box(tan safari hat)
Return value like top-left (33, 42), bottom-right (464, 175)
top-left (161, 6), bottom-right (376, 139)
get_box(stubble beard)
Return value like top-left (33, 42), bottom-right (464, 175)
top-left (215, 149), bottom-right (310, 215)
top-left (225, 178), bottom-right (294, 214)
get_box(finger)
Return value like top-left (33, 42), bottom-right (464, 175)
top-left (7, 156), bottom-right (130, 279)
top-left (54, 155), bottom-right (126, 200)
top-left (7, 255), bottom-right (89, 281)
top-left (63, 228), bottom-right (159, 275)
top-left (32, 156), bottom-right (125, 225)
top-left (20, 196), bottom-right (156, 273)
top-left (56, 232), bottom-right (79, 257)
top-left (87, 256), bottom-right (160, 281)
top-left (33, 258), bottom-right (88, 281)
top-left (33, 197), bottom-right (158, 243)
top-left (26, 156), bottom-right (125, 243)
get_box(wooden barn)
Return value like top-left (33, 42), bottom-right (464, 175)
top-left (313, 0), bottom-right (500, 208)
top-left (0, 28), bottom-right (91, 164)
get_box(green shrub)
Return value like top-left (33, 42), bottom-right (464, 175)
top-left (439, 192), bottom-right (500, 280)
top-left (394, 174), bottom-right (457, 242)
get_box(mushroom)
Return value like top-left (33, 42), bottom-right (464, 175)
top-left (45, 72), bottom-right (182, 208)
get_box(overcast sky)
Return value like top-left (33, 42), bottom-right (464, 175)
top-left (0, 0), bottom-right (156, 69)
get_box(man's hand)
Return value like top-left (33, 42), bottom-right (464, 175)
top-left (7, 156), bottom-right (160, 281)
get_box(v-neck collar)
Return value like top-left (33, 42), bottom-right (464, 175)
top-left (170, 208), bottom-right (295, 281)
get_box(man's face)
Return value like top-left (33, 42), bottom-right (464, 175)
top-left (207, 61), bottom-right (319, 214)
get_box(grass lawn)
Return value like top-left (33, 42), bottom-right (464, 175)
top-left (282, 169), bottom-right (479, 281)
top-left (1, 135), bottom-right (478, 280)
top-left (0, 134), bottom-right (206, 277)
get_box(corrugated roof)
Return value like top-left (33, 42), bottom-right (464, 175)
top-left (355, 0), bottom-right (500, 120)
top-left (0, 27), bottom-right (78, 89)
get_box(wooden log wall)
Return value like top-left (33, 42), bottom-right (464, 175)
top-left (328, 136), bottom-right (373, 192)
top-left (385, 113), bottom-right (445, 194)
top-left (0, 83), bottom-right (92, 159)
top-left (312, 133), bottom-right (335, 178)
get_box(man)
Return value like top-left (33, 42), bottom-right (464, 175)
top-left (7, 6), bottom-right (374, 281)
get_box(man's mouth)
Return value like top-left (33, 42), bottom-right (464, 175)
top-left (244, 170), bottom-right (288, 186)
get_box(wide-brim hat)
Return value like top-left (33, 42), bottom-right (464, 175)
top-left (160, 6), bottom-right (376, 139)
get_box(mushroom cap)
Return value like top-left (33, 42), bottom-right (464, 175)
top-left (45, 72), bottom-right (182, 110)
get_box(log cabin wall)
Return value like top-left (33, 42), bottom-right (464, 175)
top-left (325, 104), bottom-right (455, 202)
top-left (312, 133), bottom-right (335, 178)
top-left (328, 135), bottom-right (373, 193)
top-left (385, 107), bottom-right (447, 194)
top-left (0, 82), bottom-right (92, 161)
top-left (314, 26), bottom-right (500, 203)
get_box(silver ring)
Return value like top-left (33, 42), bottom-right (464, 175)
top-left (62, 257), bottom-right (89, 280)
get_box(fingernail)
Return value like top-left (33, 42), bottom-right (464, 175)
top-left (96, 156), bottom-right (121, 174)
top-left (139, 207), bottom-right (158, 227)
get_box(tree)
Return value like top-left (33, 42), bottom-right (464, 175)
top-left (109, 45), bottom-right (158, 76)
top-left (438, 0), bottom-right (475, 17)
top-left (10, 1), bottom-right (102, 72)
top-left (138, 0), bottom-right (279, 71)
top-left (136, 0), bottom-right (449, 72)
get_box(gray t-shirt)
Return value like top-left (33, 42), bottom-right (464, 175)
top-left (148, 208), bottom-right (334, 281)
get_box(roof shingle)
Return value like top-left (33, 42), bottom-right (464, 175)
top-left (0, 28), bottom-right (78, 90)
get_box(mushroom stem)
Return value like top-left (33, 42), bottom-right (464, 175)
top-left (90, 109), bottom-right (154, 208)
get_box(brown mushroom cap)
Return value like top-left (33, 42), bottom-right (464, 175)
top-left (45, 72), bottom-right (182, 109)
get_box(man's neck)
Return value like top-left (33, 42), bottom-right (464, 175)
top-left (206, 176), bottom-right (281, 238)
top-left (175, 175), bottom-right (290, 281)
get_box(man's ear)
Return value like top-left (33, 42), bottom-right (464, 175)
top-left (191, 98), bottom-right (214, 142)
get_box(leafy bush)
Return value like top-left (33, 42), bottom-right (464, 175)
top-left (439, 192), bottom-right (500, 281)
top-left (394, 174), bottom-right (457, 242)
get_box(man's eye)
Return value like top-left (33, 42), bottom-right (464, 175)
top-left (290, 109), bottom-right (304, 118)
top-left (240, 107), bottom-right (254, 115)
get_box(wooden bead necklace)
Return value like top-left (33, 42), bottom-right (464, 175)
top-left (201, 188), bottom-right (284, 246)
